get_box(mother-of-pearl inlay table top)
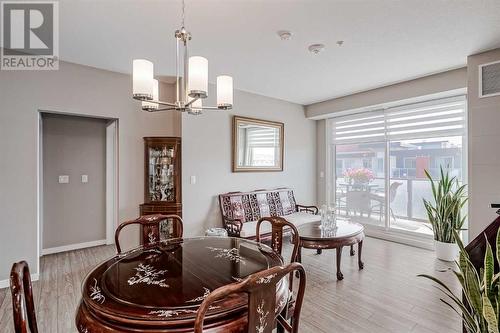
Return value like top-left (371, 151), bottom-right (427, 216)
top-left (75, 237), bottom-right (288, 332)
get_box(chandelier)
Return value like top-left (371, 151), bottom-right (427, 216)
top-left (132, 0), bottom-right (233, 115)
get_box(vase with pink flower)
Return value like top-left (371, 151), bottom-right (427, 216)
top-left (343, 168), bottom-right (375, 186)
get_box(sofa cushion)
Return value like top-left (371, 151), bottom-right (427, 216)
top-left (239, 212), bottom-right (321, 238)
top-left (283, 211), bottom-right (322, 225)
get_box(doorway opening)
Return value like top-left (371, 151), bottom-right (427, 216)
top-left (38, 112), bottom-right (118, 257)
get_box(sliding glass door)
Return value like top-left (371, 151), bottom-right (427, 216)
top-left (334, 142), bottom-right (386, 228)
top-left (329, 96), bottom-right (466, 238)
top-left (388, 136), bottom-right (463, 235)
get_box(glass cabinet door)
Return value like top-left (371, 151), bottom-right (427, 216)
top-left (148, 144), bottom-right (176, 202)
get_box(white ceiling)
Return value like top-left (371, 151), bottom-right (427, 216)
top-left (58, 0), bottom-right (500, 105)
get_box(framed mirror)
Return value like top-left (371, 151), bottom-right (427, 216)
top-left (232, 116), bottom-right (284, 172)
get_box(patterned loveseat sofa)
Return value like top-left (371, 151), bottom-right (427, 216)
top-left (218, 188), bottom-right (320, 238)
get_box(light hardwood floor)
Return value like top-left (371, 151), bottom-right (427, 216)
top-left (0, 237), bottom-right (461, 332)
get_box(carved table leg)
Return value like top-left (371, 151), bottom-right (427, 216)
top-left (316, 249), bottom-right (322, 255)
top-left (336, 246), bottom-right (344, 280)
top-left (350, 245), bottom-right (355, 256)
top-left (358, 240), bottom-right (364, 270)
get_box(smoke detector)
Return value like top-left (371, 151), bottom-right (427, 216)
top-left (308, 44), bottom-right (325, 55)
top-left (277, 30), bottom-right (293, 41)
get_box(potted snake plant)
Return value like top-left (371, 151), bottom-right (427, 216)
top-left (419, 229), bottom-right (500, 333)
top-left (423, 167), bottom-right (467, 261)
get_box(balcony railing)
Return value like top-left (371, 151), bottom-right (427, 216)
top-left (336, 174), bottom-right (462, 224)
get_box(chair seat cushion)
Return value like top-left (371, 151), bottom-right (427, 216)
top-left (283, 211), bottom-right (321, 225)
top-left (240, 212), bottom-right (321, 238)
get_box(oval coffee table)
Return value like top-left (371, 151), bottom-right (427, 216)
top-left (297, 220), bottom-right (365, 280)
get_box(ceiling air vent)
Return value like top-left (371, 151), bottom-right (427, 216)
top-left (479, 60), bottom-right (500, 98)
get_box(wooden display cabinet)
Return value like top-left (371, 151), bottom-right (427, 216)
top-left (140, 137), bottom-right (182, 240)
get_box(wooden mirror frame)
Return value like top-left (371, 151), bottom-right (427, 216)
top-left (232, 116), bottom-right (284, 172)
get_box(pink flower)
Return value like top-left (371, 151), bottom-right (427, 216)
top-left (343, 167), bottom-right (374, 183)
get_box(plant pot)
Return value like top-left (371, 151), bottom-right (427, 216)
top-left (434, 241), bottom-right (459, 262)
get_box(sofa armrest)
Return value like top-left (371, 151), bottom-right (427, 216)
top-left (296, 204), bottom-right (319, 215)
top-left (223, 217), bottom-right (243, 237)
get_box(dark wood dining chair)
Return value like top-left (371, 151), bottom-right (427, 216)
top-left (256, 216), bottom-right (300, 264)
top-left (114, 214), bottom-right (184, 253)
top-left (10, 261), bottom-right (38, 333)
top-left (194, 262), bottom-right (306, 333)
top-left (256, 216), bottom-right (302, 332)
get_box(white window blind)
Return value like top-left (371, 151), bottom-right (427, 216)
top-left (331, 96), bottom-right (466, 144)
top-left (246, 127), bottom-right (279, 147)
top-left (331, 110), bottom-right (385, 144)
top-left (386, 96), bottom-right (466, 140)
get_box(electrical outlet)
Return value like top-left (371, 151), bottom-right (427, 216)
top-left (81, 175), bottom-right (88, 183)
top-left (58, 175), bottom-right (69, 184)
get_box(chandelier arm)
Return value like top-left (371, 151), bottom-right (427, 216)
top-left (183, 40), bottom-right (189, 104)
top-left (185, 96), bottom-right (199, 107)
top-left (200, 106), bottom-right (226, 110)
top-left (176, 37), bottom-right (180, 102)
top-left (134, 98), bottom-right (177, 107)
top-left (181, 0), bottom-right (185, 28)
top-left (156, 107), bottom-right (177, 111)
top-left (146, 107), bottom-right (177, 112)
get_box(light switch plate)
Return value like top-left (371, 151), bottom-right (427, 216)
top-left (190, 175), bottom-right (196, 185)
top-left (58, 175), bottom-right (69, 184)
top-left (81, 175), bottom-right (88, 183)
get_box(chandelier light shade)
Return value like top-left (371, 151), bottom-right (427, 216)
top-left (142, 79), bottom-right (159, 111)
top-left (131, 0), bottom-right (233, 115)
top-left (217, 75), bottom-right (233, 108)
top-left (132, 59), bottom-right (154, 100)
top-left (188, 56), bottom-right (208, 98)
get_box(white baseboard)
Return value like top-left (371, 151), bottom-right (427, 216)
top-left (42, 239), bottom-right (107, 256)
top-left (365, 228), bottom-right (434, 250)
top-left (0, 273), bottom-right (39, 290)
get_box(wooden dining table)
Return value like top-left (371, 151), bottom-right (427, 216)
top-left (75, 237), bottom-right (289, 332)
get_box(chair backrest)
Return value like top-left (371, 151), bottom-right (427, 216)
top-left (219, 188), bottom-right (297, 224)
top-left (114, 214), bottom-right (183, 253)
top-left (256, 216), bottom-right (299, 264)
top-left (10, 261), bottom-right (38, 333)
top-left (346, 190), bottom-right (371, 211)
top-left (389, 182), bottom-right (403, 203)
top-left (194, 262), bottom-right (306, 333)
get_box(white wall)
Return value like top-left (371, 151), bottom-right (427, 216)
top-left (307, 68), bottom-right (467, 119)
top-left (181, 86), bottom-right (316, 236)
top-left (467, 48), bottom-right (500, 239)
top-left (0, 61), bottom-right (180, 282)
